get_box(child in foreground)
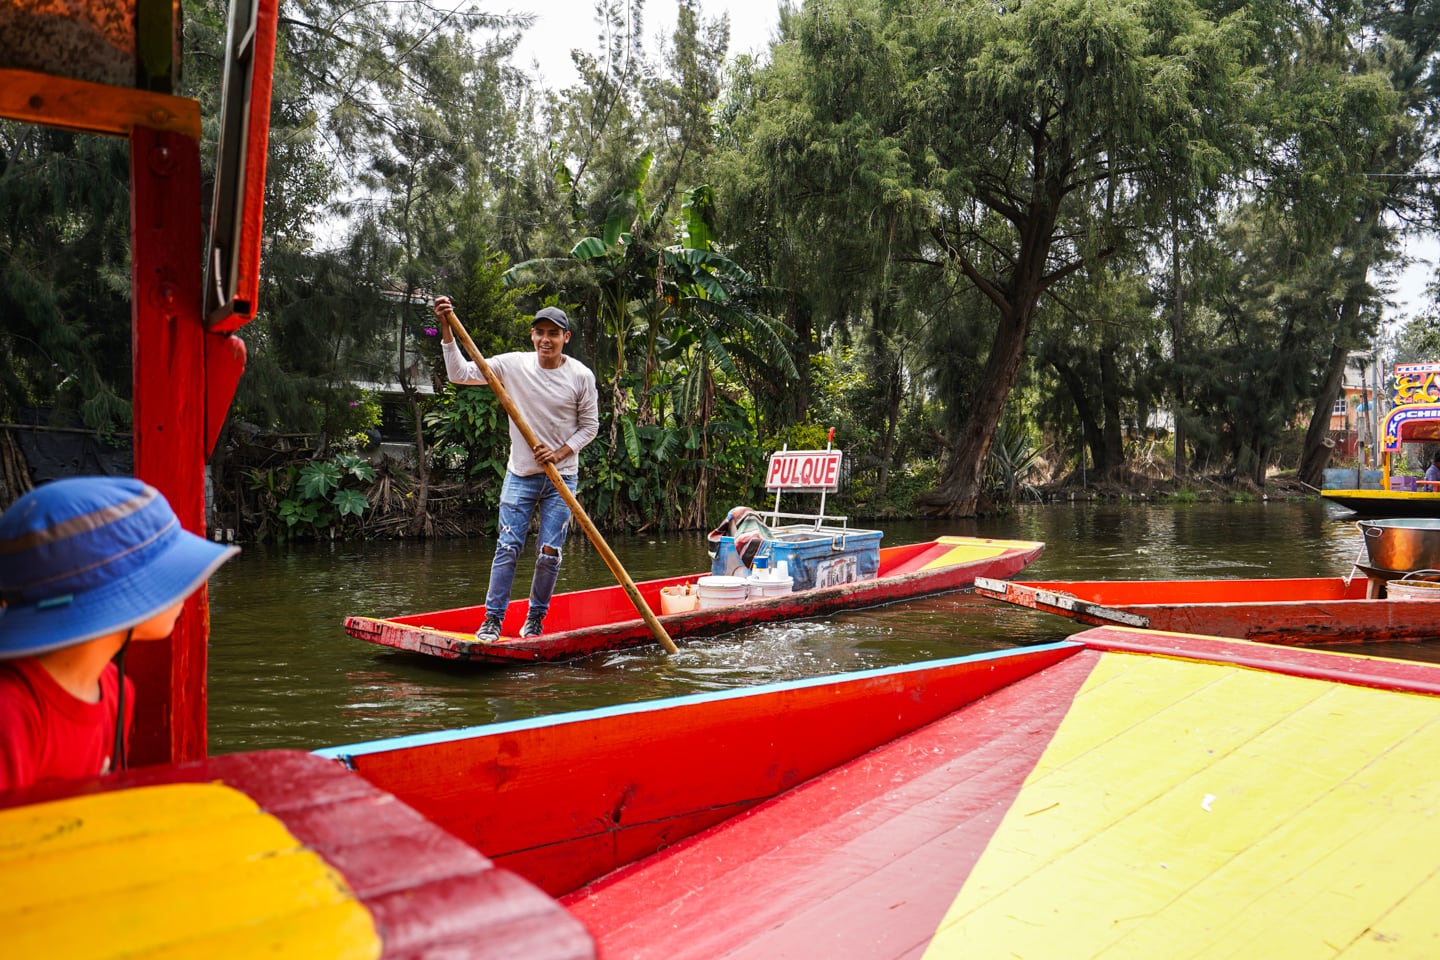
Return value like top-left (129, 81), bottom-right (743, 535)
top-left (0, 477), bottom-right (238, 792)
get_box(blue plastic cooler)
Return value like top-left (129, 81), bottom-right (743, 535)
top-left (711, 526), bottom-right (882, 591)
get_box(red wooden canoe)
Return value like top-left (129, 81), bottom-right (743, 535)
top-left (344, 535), bottom-right (1045, 663)
top-left (315, 626), bottom-right (1440, 958)
top-left (974, 574), bottom-right (1440, 645)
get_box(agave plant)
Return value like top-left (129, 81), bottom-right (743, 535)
top-left (984, 416), bottom-right (1042, 503)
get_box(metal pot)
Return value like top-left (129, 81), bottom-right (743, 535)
top-left (1358, 518), bottom-right (1440, 572)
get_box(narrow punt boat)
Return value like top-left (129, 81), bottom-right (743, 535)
top-left (343, 535), bottom-right (1045, 663)
top-left (974, 574), bottom-right (1440, 645)
top-left (306, 626), bottom-right (1440, 958)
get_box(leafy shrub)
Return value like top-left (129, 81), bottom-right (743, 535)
top-left (247, 453), bottom-right (377, 541)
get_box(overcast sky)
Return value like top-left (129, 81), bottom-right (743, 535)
top-left (510, 0), bottom-right (785, 91)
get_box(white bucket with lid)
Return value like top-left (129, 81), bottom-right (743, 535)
top-left (748, 575), bottom-right (794, 599)
top-left (697, 575), bottom-right (750, 608)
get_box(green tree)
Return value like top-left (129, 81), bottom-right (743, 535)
top-left (717, 0), bottom-right (1253, 515)
top-left (1281, 0), bottom-right (1440, 486)
top-left (904, 0), bottom-right (1253, 513)
top-left (0, 126), bottom-right (133, 434)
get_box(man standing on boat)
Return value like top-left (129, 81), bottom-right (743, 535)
top-left (433, 297), bottom-right (599, 641)
top-left (1426, 451), bottom-right (1440, 484)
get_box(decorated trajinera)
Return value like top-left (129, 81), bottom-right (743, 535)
top-left (1323, 361), bottom-right (1440, 517)
top-left (344, 443), bottom-right (1045, 662)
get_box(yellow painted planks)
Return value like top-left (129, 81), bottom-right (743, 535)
top-left (920, 537), bottom-right (1037, 569)
top-left (0, 814), bottom-right (299, 910)
top-left (923, 651), bottom-right (1440, 959)
top-left (0, 783), bottom-right (260, 862)
top-left (0, 783), bottom-right (379, 960)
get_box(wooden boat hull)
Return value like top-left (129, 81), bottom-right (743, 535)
top-left (975, 574), bottom-right (1440, 645)
top-left (0, 750), bottom-right (593, 959)
top-left (1321, 487), bottom-right (1440, 517)
top-left (344, 536), bottom-right (1045, 663)
top-left (317, 627), bottom-right (1440, 958)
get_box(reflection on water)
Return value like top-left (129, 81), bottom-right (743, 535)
top-left (206, 501), bottom-right (1382, 753)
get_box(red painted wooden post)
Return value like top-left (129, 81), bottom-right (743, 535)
top-left (128, 125), bottom-right (208, 767)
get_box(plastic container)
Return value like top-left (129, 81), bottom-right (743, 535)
top-left (1387, 578), bottom-right (1440, 600)
top-left (712, 537), bottom-right (746, 577)
top-left (696, 575), bottom-right (750, 608)
top-left (660, 584), bottom-right (699, 615)
top-left (766, 526), bottom-right (882, 591)
top-left (748, 575), bottom-right (794, 599)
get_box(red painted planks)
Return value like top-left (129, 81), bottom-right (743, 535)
top-left (565, 651), bottom-right (1101, 959)
top-left (1008, 577), bottom-right (1365, 605)
top-left (367, 869), bottom-right (592, 958)
top-left (344, 644), bottom-right (1081, 896)
top-left (1139, 599), bottom-right (1440, 646)
top-left (1075, 625), bottom-right (1440, 693)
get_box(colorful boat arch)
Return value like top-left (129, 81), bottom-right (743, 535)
top-left (1372, 363), bottom-right (1440, 494)
top-left (1381, 403), bottom-right (1440, 453)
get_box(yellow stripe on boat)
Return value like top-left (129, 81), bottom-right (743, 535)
top-left (0, 783), bottom-right (380, 960)
top-left (920, 536), bottom-right (1036, 569)
top-left (924, 649), bottom-right (1440, 959)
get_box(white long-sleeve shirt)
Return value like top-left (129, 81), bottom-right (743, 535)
top-left (442, 339), bottom-right (599, 476)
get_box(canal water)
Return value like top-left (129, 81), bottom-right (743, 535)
top-left (207, 501), bottom-right (1396, 754)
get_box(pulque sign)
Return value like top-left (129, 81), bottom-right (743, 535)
top-left (765, 450), bottom-right (842, 492)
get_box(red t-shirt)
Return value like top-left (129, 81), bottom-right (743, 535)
top-left (0, 658), bottom-right (133, 793)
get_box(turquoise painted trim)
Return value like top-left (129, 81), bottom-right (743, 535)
top-left (314, 640), bottom-right (1082, 761)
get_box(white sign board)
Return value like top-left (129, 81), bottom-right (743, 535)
top-left (765, 450), bottom-right (842, 492)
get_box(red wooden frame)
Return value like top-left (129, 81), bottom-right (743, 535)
top-left (205, 0), bottom-right (279, 332)
top-left (128, 125), bottom-right (209, 765)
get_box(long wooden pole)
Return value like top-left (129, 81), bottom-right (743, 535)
top-left (440, 307), bottom-right (678, 655)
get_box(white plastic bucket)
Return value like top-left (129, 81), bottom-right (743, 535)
top-left (659, 585), bottom-right (699, 615)
top-left (1388, 578), bottom-right (1440, 600)
top-left (697, 575), bottom-right (750, 608)
top-left (748, 575), bottom-right (794, 599)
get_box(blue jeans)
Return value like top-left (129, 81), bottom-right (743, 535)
top-left (485, 470), bottom-right (577, 621)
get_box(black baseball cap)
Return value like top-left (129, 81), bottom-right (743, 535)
top-left (532, 306), bottom-right (570, 332)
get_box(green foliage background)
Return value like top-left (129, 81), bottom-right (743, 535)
top-left (1, 0), bottom-right (1437, 537)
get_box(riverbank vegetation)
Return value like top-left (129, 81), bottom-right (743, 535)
top-left (2, 0), bottom-right (1438, 539)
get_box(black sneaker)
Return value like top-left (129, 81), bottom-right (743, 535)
top-left (520, 616), bottom-right (544, 638)
top-left (475, 615), bottom-right (503, 642)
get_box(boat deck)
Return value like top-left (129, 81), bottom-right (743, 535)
top-left (0, 751), bottom-right (593, 959)
top-left (976, 575), bottom-right (1440, 646)
top-left (567, 630), bottom-right (1440, 958)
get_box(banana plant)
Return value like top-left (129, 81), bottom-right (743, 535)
top-left (507, 157), bottom-right (795, 525)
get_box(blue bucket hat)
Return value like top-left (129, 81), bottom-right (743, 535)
top-left (0, 477), bottom-right (239, 659)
